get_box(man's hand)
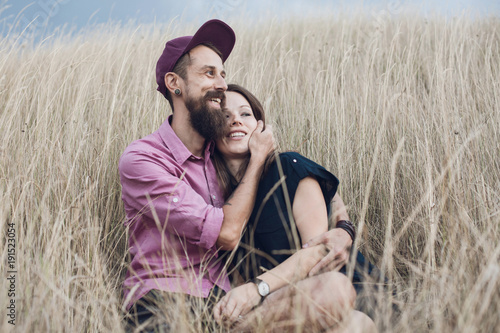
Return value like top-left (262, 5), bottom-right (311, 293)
top-left (303, 228), bottom-right (353, 276)
top-left (213, 283), bottom-right (261, 325)
top-left (248, 121), bottom-right (274, 163)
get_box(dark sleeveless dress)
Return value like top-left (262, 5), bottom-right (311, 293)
top-left (231, 152), bottom-right (384, 319)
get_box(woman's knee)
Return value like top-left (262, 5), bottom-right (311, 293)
top-left (321, 271), bottom-right (356, 309)
top-left (303, 272), bottom-right (356, 328)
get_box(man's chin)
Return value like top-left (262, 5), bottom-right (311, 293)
top-left (191, 114), bottom-right (226, 141)
top-left (187, 97), bottom-right (226, 141)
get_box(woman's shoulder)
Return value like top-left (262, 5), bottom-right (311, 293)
top-left (263, 152), bottom-right (305, 177)
top-left (278, 151), bottom-right (304, 161)
top-left (277, 151), bottom-right (310, 167)
top-left (259, 152), bottom-right (306, 184)
top-left (264, 151), bottom-right (339, 213)
top-left (277, 151), bottom-right (327, 174)
top-left (277, 151), bottom-right (339, 188)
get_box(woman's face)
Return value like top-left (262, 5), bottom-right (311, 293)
top-left (216, 91), bottom-right (258, 160)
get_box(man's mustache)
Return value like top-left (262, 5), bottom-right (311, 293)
top-left (204, 91), bottom-right (226, 106)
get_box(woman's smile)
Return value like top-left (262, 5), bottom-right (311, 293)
top-left (227, 130), bottom-right (248, 140)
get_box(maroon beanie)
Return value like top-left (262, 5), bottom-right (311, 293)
top-left (156, 19), bottom-right (236, 97)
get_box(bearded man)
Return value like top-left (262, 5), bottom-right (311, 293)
top-left (119, 20), bottom-right (274, 331)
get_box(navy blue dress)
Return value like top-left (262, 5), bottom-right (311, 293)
top-left (231, 152), bottom-right (382, 319)
top-left (233, 152), bottom-right (338, 278)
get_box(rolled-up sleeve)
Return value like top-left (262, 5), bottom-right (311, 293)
top-left (119, 149), bottom-right (224, 250)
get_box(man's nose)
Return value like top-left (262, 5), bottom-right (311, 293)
top-left (214, 73), bottom-right (227, 91)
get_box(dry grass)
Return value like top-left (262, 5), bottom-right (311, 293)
top-left (1, 12), bottom-right (499, 332)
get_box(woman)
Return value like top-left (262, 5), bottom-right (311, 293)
top-left (212, 84), bottom-right (377, 332)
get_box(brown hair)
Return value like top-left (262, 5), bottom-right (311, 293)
top-left (165, 43), bottom-right (223, 110)
top-left (213, 84), bottom-right (275, 199)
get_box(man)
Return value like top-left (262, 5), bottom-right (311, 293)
top-left (119, 20), bottom-right (274, 330)
top-left (119, 19), bottom-right (358, 330)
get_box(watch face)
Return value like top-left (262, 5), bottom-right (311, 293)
top-left (258, 281), bottom-right (270, 296)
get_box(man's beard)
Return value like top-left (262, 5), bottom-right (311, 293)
top-left (186, 90), bottom-right (227, 141)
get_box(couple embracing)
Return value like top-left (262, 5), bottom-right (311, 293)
top-left (120, 19), bottom-right (378, 332)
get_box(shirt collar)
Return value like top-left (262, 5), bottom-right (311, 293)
top-left (158, 115), bottom-right (215, 164)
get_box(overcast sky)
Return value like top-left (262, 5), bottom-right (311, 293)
top-left (1, 0), bottom-right (499, 37)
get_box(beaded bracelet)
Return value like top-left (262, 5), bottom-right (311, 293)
top-left (335, 220), bottom-right (356, 241)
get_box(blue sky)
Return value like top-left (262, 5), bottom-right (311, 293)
top-left (1, 0), bottom-right (499, 37)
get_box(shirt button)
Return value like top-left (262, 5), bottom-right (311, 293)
top-left (212, 195), bottom-right (216, 200)
top-left (293, 159), bottom-right (297, 163)
top-left (173, 198), bottom-right (178, 203)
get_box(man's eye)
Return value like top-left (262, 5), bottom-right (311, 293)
top-left (207, 70), bottom-right (214, 76)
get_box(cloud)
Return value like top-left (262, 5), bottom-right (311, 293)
top-left (2, 0), bottom-right (498, 37)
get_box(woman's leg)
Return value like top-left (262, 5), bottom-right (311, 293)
top-left (325, 310), bottom-right (378, 333)
top-left (234, 271), bottom-right (357, 332)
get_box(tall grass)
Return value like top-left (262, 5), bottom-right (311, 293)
top-left (1, 12), bottom-right (499, 332)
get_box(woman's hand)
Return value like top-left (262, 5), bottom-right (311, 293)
top-left (213, 283), bottom-right (262, 324)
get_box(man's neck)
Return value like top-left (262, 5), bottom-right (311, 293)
top-left (170, 111), bottom-right (206, 157)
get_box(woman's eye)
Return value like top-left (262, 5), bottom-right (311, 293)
top-left (242, 113), bottom-right (251, 117)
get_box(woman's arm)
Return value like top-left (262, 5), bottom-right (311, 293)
top-left (259, 176), bottom-right (329, 287)
top-left (214, 176), bottom-right (329, 321)
top-left (293, 176), bottom-right (329, 244)
top-left (213, 244), bottom-right (327, 322)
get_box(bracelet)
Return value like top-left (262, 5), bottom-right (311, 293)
top-left (335, 220), bottom-right (356, 241)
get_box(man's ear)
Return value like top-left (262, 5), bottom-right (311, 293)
top-left (165, 72), bottom-right (182, 95)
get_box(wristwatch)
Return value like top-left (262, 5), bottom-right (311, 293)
top-left (252, 278), bottom-right (270, 298)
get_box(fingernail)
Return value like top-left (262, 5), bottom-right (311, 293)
top-left (303, 243), bottom-right (309, 248)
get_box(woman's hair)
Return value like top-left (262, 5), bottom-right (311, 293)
top-left (213, 84), bottom-right (275, 199)
top-left (225, 84), bottom-right (266, 124)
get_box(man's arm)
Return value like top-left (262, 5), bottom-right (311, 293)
top-left (119, 149), bottom-right (225, 250)
top-left (303, 192), bottom-right (354, 275)
top-left (216, 121), bottom-right (274, 250)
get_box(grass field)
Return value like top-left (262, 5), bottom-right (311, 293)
top-left (1, 11), bottom-right (499, 332)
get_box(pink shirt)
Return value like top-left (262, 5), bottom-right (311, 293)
top-left (119, 116), bottom-right (230, 310)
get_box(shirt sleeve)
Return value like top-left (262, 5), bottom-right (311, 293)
top-left (119, 149), bottom-right (223, 250)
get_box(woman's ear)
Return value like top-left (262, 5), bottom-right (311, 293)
top-left (165, 72), bottom-right (182, 96)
